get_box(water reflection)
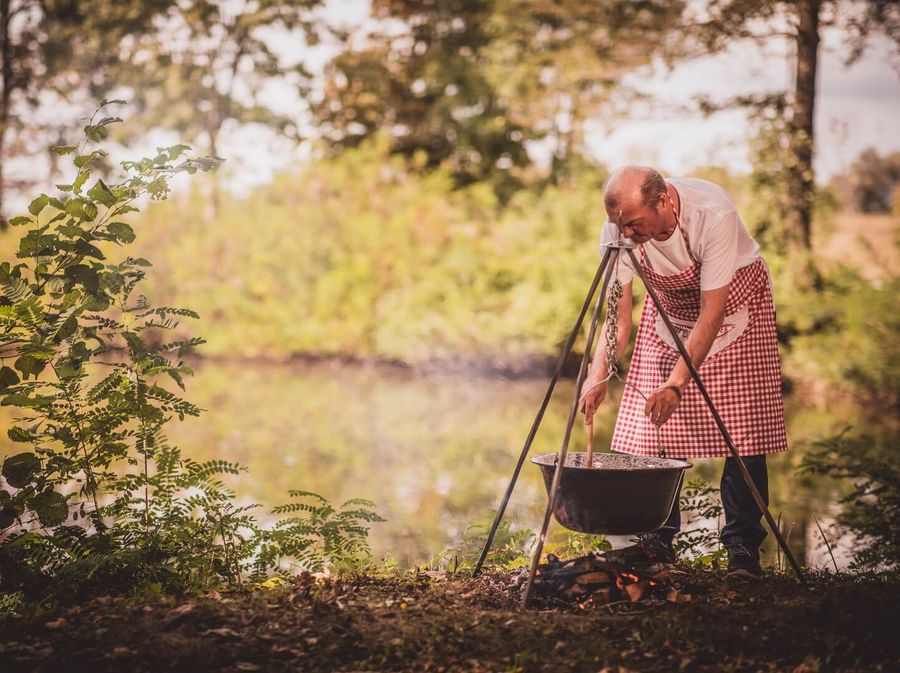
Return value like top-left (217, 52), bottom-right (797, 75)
top-left (161, 359), bottom-right (869, 570)
top-left (0, 359), bottom-right (880, 570)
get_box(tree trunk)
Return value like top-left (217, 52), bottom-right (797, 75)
top-left (0, 0), bottom-right (11, 229)
top-left (785, 0), bottom-right (820, 259)
top-left (204, 126), bottom-right (221, 221)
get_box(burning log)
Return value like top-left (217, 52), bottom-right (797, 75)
top-left (523, 545), bottom-right (690, 609)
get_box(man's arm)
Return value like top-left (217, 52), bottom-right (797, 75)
top-left (665, 284), bottom-right (729, 389)
top-left (645, 283), bottom-right (729, 425)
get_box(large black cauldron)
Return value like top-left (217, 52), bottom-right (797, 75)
top-left (531, 452), bottom-right (691, 535)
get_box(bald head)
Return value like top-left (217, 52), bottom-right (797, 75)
top-left (603, 166), bottom-right (677, 243)
top-left (604, 166), bottom-right (667, 213)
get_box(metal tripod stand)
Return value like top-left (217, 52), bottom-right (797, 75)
top-left (471, 238), bottom-right (806, 608)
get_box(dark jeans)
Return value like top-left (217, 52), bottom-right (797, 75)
top-left (657, 455), bottom-right (769, 549)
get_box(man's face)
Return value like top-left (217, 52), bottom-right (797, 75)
top-left (608, 194), bottom-right (666, 243)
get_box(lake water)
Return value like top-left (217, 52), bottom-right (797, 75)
top-left (154, 358), bottom-right (878, 571)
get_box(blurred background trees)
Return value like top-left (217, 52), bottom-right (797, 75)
top-left (684, 0), bottom-right (899, 271)
top-left (311, 0), bottom-right (685, 199)
top-left (0, 0), bottom-right (897, 377)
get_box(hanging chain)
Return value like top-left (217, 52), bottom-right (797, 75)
top-left (604, 279), bottom-right (623, 380)
top-left (596, 262), bottom-right (667, 459)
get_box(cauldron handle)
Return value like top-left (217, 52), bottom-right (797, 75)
top-left (620, 378), bottom-right (668, 459)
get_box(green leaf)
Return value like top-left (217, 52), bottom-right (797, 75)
top-left (1, 393), bottom-right (53, 408)
top-left (72, 170), bottom-right (90, 195)
top-left (87, 179), bottom-right (117, 207)
top-left (84, 124), bottom-right (108, 143)
top-left (2, 453), bottom-right (41, 488)
top-left (64, 264), bottom-right (99, 292)
top-left (73, 240), bottom-right (105, 260)
top-left (55, 315), bottom-right (78, 342)
top-left (30, 490), bottom-right (68, 527)
top-left (100, 98), bottom-right (127, 107)
top-left (7, 426), bottom-right (33, 442)
top-left (65, 199), bottom-right (85, 219)
top-left (9, 216), bottom-right (31, 227)
top-left (51, 145), bottom-right (77, 155)
top-left (0, 366), bottom-right (19, 391)
top-left (28, 195), bottom-right (49, 216)
top-left (14, 354), bottom-right (47, 378)
top-left (81, 293), bottom-right (110, 311)
top-left (107, 222), bottom-right (135, 243)
top-left (0, 508), bottom-right (16, 529)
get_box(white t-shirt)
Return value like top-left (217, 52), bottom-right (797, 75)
top-left (599, 177), bottom-right (760, 291)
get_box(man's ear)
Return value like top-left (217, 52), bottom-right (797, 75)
top-left (654, 193), bottom-right (668, 213)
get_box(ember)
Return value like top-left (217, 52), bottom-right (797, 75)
top-left (522, 544), bottom-right (692, 609)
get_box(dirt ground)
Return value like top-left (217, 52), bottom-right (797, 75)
top-left (1, 568), bottom-right (898, 673)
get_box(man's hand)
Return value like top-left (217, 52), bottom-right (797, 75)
top-left (644, 385), bottom-right (682, 427)
top-left (579, 376), bottom-right (608, 421)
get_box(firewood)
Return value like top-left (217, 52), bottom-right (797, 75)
top-left (590, 587), bottom-right (613, 603)
top-left (623, 580), bottom-right (647, 602)
top-left (575, 571), bottom-right (612, 585)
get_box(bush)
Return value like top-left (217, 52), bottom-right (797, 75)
top-left (0, 106), bottom-right (382, 602)
top-left (800, 429), bottom-right (900, 571)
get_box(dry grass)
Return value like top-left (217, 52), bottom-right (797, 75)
top-left (815, 211), bottom-right (899, 279)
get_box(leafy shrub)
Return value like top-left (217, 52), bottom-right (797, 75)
top-left (430, 518), bottom-right (612, 572)
top-left (800, 429), bottom-right (899, 571)
top-left (0, 105), bottom-right (382, 601)
top-left (673, 479), bottom-right (728, 568)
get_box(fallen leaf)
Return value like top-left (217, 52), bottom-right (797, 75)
top-left (792, 658), bottom-right (821, 673)
top-left (202, 627), bottom-right (240, 638)
top-left (162, 602), bottom-right (197, 628)
top-left (666, 588), bottom-right (693, 603)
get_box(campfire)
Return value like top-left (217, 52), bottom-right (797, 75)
top-left (522, 543), bottom-right (692, 609)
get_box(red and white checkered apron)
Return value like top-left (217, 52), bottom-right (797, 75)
top-left (610, 230), bottom-right (789, 459)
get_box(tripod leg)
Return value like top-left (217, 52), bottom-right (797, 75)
top-left (471, 247), bottom-right (614, 577)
